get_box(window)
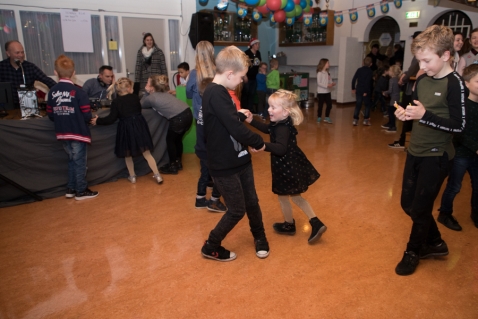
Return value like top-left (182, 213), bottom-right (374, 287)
top-left (105, 16), bottom-right (122, 73)
top-left (0, 10), bottom-right (19, 56)
top-left (434, 10), bottom-right (472, 38)
top-left (20, 11), bottom-right (103, 75)
top-left (168, 19), bottom-right (180, 70)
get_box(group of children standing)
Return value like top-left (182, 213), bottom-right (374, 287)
top-left (256, 58), bottom-right (280, 120)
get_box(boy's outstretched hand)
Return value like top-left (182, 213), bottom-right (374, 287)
top-left (238, 109), bottom-right (253, 123)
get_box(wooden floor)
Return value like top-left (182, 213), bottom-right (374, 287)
top-left (1, 104), bottom-right (477, 318)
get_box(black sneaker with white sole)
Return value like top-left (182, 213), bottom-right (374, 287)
top-left (254, 238), bottom-right (270, 259)
top-left (388, 141), bottom-right (404, 149)
top-left (75, 189), bottom-right (99, 201)
top-left (201, 241), bottom-right (236, 261)
top-left (65, 188), bottom-right (75, 198)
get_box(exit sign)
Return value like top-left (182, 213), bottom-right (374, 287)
top-left (406, 11), bottom-right (420, 19)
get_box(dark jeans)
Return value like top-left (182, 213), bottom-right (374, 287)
top-left (439, 156), bottom-right (478, 216)
top-left (387, 104), bottom-right (397, 128)
top-left (398, 94), bottom-right (413, 145)
top-left (62, 140), bottom-right (88, 193)
top-left (207, 164), bottom-right (266, 247)
top-left (166, 108), bottom-right (193, 163)
top-left (401, 153), bottom-right (451, 253)
top-left (353, 93), bottom-right (371, 119)
top-left (242, 79), bottom-right (257, 113)
top-left (317, 92), bottom-right (332, 118)
top-left (197, 158), bottom-right (221, 198)
top-left (373, 93), bottom-right (387, 113)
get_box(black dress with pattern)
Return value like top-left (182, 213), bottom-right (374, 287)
top-left (250, 116), bottom-right (320, 195)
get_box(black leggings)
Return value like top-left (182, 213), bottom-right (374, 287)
top-left (317, 93), bottom-right (332, 118)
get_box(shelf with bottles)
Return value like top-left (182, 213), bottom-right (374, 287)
top-left (201, 9), bottom-right (257, 47)
top-left (279, 10), bottom-right (334, 47)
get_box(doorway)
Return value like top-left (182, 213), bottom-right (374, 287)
top-left (122, 17), bottom-right (167, 83)
top-left (365, 17), bottom-right (402, 69)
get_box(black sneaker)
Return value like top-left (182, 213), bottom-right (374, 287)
top-left (437, 213), bottom-right (462, 231)
top-left (75, 188), bottom-right (99, 201)
top-left (195, 197), bottom-right (208, 209)
top-left (201, 241), bottom-right (236, 261)
top-left (65, 188), bottom-right (75, 199)
top-left (308, 217), bottom-right (327, 244)
top-left (273, 220), bottom-right (296, 235)
top-left (395, 251), bottom-right (419, 276)
top-left (388, 141), bottom-right (404, 149)
top-left (254, 238), bottom-right (270, 259)
top-left (159, 164), bottom-right (178, 175)
top-left (420, 240), bottom-right (449, 259)
top-left (207, 199), bottom-right (227, 212)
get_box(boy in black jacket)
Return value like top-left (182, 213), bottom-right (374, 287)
top-left (201, 46), bottom-right (269, 262)
top-left (352, 57), bottom-right (374, 126)
top-left (47, 55), bottom-right (98, 201)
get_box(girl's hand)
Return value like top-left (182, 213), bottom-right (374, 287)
top-left (90, 115), bottom-right (98, 125)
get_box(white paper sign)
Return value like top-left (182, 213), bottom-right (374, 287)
top-left (60, 9), bottom-right (93, 53)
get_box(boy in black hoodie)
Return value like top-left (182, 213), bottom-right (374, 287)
top-left (201, 46), bottom-right (269, 262)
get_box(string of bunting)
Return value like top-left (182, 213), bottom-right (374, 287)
top-left (199, 0), bottom-right (402, 26)
top-left (335, 0), bottom-right (402, 25)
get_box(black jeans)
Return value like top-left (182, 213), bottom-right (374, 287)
top-left (197, 158), bottom-right (221, 198)
top-left (207, 164), bottom-right (266, 247)
top-left (401, 153), bottom-right (451, 253)
top-left (398, 94), bottom-right (413, 145)
top-left (317, 92), bottom-right (332, 118)
top-left (166, 108), bottom-right (193, 163)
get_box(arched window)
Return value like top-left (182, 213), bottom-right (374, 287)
top-left (434, 10), bottom-right (472, 38)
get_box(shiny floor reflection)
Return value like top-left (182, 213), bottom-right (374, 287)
top-left (1, 105), bottom-right (477, 318)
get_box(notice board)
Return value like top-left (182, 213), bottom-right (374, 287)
top-left (60, 9), bottom-right (94, 53)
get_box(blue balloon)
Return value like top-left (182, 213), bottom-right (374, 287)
top-left (300, 0), bottom-right (307, 9)
top-left (245, 0), bottom-right (260, 5)
top-left (284, 0), bottom-right (295, 12)
top-left (199, 0), bottom-right (208, 4)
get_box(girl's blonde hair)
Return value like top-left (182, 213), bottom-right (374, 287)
top-left (388, 65), bottom-right (402, 78)
top-left (316, 58), bottom-right (329, 73)
top-left (268, 89), bottom-right (303, 125)
top-left (196, 41), bottom-right (216, 95)
top-left (113, 77), bottom-right (133, 96)
top-left (149, 74), bottom-right (169, 92)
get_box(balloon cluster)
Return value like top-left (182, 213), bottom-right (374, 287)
top-left (246, 0), bottom-right (313, 23)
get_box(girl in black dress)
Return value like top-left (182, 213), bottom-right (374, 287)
top-left (91, 77), bottom-right (163, 184)
top-left (247, 89), bottom-right (326, 243)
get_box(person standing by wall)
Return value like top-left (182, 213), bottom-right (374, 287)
top-left (241, 38), bottom-right (261, 113)
top-left (134, 33), bottom-right (167, 97)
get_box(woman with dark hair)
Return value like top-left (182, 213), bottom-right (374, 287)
top-left (134, 33), bottom-right (168, 97)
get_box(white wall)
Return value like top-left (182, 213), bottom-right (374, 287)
top-left (4, 0), bottom-right (182, 16)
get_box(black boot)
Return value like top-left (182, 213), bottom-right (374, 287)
top-left (308, 217), bottom-right (326, 244)
top-left (174, 159), bottom-right (183, 170)
top-left (159, 163), bottom-right (178, 175)
top-left (273, 220), bottom-right (296, 235)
